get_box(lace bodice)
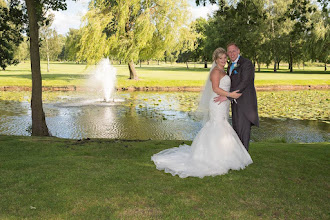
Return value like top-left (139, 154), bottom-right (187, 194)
top-left (213, 75), bottom-right (231, 96)
top-left (209, 75), bottom-right (231, 121)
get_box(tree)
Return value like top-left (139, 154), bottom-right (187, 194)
top-left (198, 0), bottom-right (326, 70)
top-left (39, 14), bottom-right (64, 71)
top-left (138, 0), bottom-right (191, 68)
top-left (282, 0), bottom-right (316, 72)
top-left (177, 24), bottom-right (200, 68)
top-left (40, 28), bottom-right (64, 71)
top-left (305, 0), bottom-right (329, 71)
top-left (313, 30), bottom-right (329, 72)
top-left (204, 0), bottom-right (267, 63)
top-left (24, 0), bottom-right (68, 136)
top-left (235, 0), bottom-right (268, 66)
top-left (263, 0), bottom-right (292, 72)
top-left (192, 18), bottom-right (209, 68)
top-left (14, 36), bottom-right (30, 62)
top-left (62, 28), bottom-right (82, 62)
top-left (0, 0), bottom-right (24, 70)
top-left (78, 0), bottom-right (191, 79)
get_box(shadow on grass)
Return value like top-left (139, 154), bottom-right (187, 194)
top-left (0, 74), bottom-right (90, 80)
top-left (134, 66), bottom-right (210, 72)
top-left (0, 69), bottom-right (31, 73)
top-left (48, 62), bottom-right (88, 66)
top-left (133, 65), bottom-right (328, 74)
top-left (255, 68), bottom-right (329, 74)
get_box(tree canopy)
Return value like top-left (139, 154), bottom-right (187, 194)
top-left (78, 0), bottom-right (191, 79)
top-left (198, 0), bottom-right (328, 71)
top-left (0, 0), bottom-right (24, 70)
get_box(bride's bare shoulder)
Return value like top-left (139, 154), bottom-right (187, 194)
top-left (211, 67), bottom-right (226, 78)
top-left (210, 68), bottom-right (226, 82)
top-left (210, 68), bottom-right (221, 77)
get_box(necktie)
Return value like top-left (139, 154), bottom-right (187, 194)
top-left (230, 62), bottom-right (236, 76)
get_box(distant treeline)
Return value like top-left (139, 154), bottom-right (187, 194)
top-left (2, 0), bottom-right (329, 73)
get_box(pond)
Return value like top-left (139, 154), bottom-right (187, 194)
top-left (0, 91), bottom-right (329, 143)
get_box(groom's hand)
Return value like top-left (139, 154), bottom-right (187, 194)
top-left (214, 95), bottom-right (227, 104)
top-left (230, 90), bottom-right (242, 99)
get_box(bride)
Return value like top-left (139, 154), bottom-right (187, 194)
top-left (151, 48), bottom-right (253, 178)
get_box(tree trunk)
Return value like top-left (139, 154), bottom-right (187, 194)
top-left (325, 63), bottom-right (327, 71)
top-left (204, 60), bottom-right (207, 68)
top-left (277, 61), bottom-right (280, 70)
top-left (46, 38), bottom-right (50, 72)
top-left (288, 62), bottom-right (291, 71)
top-left (186, 62), bottom-right (189, 69)
top-left (147, 60), bottom-right (150, 65)
top-left (128, 60), bottom-right (138, 80)
top-left (273, 61), bottom-right (277, 72)
top-left (47, 55), bottom-right (50, 72)
top-left (289, 57), bottom-right (293, 72)
top-left (25, 0), bottom-right (49, 136)
top-left (289, 41), bottom-right (293, 72)
top-left (257, 62), bottom-right (260, 72)
top-left (158, 60), bottom-right (160, 65)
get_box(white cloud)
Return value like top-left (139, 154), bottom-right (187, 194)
top-left (50, 0), bottom-right (89, 35)
top-left (51, 11), bottom-right (81, 35)
top-left (189, 2), bottom-right (219, 20)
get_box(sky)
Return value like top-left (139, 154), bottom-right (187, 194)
top-left (50, 0), bottom-right (219, 35)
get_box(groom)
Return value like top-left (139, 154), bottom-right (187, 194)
top-left (215, 43), bottom-right (259, 151)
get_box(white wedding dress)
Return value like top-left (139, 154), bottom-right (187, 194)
top-left (151, 75), bottom-right (253, 178)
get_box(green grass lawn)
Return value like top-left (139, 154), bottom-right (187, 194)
top-left (0, 135), bottom-right (329, 219)
top-left (0, 61), bottom-right (329, 88)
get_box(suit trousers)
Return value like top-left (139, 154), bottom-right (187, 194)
top-left (231, 102), bottom-right (252, 151)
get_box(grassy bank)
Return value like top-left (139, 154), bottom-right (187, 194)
top-left (0, 61), bottom-right (329, 88)
top-left (0, 135), bottom-right (329, 219)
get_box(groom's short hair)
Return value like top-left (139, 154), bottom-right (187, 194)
top-left (227, 42), bottom-right (239, 49)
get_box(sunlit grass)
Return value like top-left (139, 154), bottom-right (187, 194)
top-left (0, 135), bottom-right (328, 219)
top-left (0, 61), bottom-right (329, 88)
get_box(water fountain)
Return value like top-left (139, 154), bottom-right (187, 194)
top-left (91, 58), bottom-right (117, 102)
top-left (58, 58), bottom-right (124, 107)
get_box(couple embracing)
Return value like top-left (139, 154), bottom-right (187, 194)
top-left (152, 43), bottom-right (259, 178)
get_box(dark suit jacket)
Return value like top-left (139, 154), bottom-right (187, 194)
top-left (227, 56), bottom-right (259, 127)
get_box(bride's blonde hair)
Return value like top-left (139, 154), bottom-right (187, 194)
top-left (212, 48), bottom-right (227, 62)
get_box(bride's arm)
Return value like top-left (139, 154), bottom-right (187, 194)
top-left (210, 69), bottom-right (231, 97)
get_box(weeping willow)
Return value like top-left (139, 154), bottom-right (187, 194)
top-left (78, 0), bottom-right (191, 79)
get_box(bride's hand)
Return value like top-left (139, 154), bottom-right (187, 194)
top-left (214, 95), bottom-right (227, 104)
top-left (230, 90), bottom-right (242, 99)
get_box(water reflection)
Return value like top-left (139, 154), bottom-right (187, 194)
top-left (0, 91), bottom-right (328, 143)
top-left (252, 118), bottom-right (329, 143)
